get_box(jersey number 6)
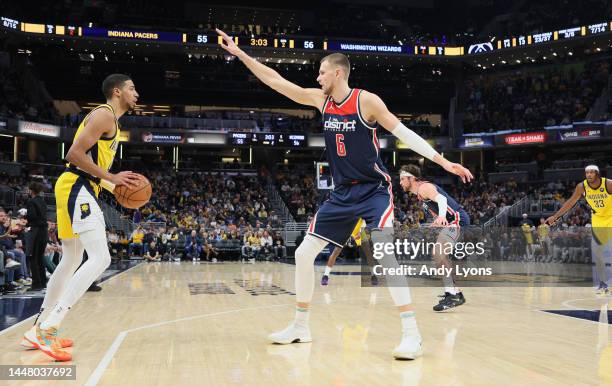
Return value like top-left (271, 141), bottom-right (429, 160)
top-left (336, 134), bottom-right (346, 157)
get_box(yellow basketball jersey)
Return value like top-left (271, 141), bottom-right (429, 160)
top-left (583, 178), bottom-right (612, 224)
top-left (521, 223), bottom-right (534, 244)
top-left (537, 224), bottom-right (549, 239)
top-left (69, 104), bottom-right (120, 191)
top-left (351, 218), bottom-right (364, 246)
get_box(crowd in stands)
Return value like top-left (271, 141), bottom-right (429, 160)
top-left (0, 205), bottom-right (63, 295)
top-left (107, 224), bottom-right (287, 263)
top-left (0, 158), bottom-right (602, 296)
top-left (275, 165), bottom-right (595, 230)
top-left (103, 170), bottom-right (288, 262)
top-left (464, 60), bottom-right (610, 133)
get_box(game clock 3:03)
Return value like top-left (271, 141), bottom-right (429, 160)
top-left (250, 38), bottom-right (269, 47)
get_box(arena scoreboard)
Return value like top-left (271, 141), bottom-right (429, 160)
top-left (184, 33), bottom-right (326, 50)
top-left (4, 15), bottom-right (612, 58)
top-left (229, 132), bottom-right (307, 147)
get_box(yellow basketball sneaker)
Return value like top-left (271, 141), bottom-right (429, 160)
top-left (35, 324), bottom-right (72, 362)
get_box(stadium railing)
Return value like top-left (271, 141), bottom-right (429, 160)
top-left (265, 182), bottom-right (295, 224)
top-left (100, 200), bottom-right (135, 236)
top-left (283, 222), bottom-right (309, 250)
top-left (483, 196), bottom-right (529, 228)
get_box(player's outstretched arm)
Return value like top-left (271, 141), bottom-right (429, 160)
top-left (546, 183), bottom-right (584, 225)
top-left (360, 91), bottom-right (473, 183)
top-left (216, 29), bottom-right (325, 110)
top-left (65, 108), bottom-right (140, 189)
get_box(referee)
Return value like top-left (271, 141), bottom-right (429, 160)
top-left (25, 181), bottom-right (48, 291)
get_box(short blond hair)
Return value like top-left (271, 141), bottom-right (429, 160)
top-left (320, 53), bottom-right (350, 79)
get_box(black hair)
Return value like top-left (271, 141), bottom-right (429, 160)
top-left (102, 74), bottom-right (132, 99)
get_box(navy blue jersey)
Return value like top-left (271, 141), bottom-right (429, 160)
top-left (416, 181), bottom-right (470, 226)
top-left (322, 89), bottom-right (390, 187)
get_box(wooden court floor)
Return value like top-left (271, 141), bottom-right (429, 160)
top-left (0, 261), bottom-right (610, 386)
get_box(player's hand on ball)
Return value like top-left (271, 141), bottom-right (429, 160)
top-left (216, 29), bottom-right (242, 56)
top-left (433, 216), bottom-right (448, 227)
top-left (110, 171), bottom-right (141, 190)
top-left (443, 162), bottom-right (473, 183)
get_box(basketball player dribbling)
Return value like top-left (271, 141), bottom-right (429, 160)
top-left (546, 165), bottom-right (612, 294)
top-left (218, 29), bottom-right (473, 359)
top-left (21, 74), bottom-right (141, 361)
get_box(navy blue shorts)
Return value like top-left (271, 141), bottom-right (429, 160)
top-left (307, 181), bottom-right (394, 247)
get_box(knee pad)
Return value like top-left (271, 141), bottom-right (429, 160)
top-left (295, 235), bottom-right (327, 267)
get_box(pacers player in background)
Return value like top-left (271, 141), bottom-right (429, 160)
top-left (321, 219), bottom-right (362, 286)
top-left (21, 74), bottom-right (141, 361)
top-left (399, 164), bottom-right (470, 311)
top-left (321, 218), bottom-right (379, 286)
top-left (217, 29), bottom-right (473, 359)
top-left (546, 165), bottom-right (612, 294)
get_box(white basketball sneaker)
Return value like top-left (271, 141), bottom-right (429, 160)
top-left (268, 323), bottom-right (312, 344)
top-left (392, 334), bottom-right (423, 359)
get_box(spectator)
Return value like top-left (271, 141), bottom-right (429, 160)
top-left (0, 207), bottom-right (30, 287)
top-left (129, 226), bottom-right (145, 256)
top-left (260, 230), bottom-right (274, 259)
top-left (273, 231), bottom-right (287, 260)
top-left (144, 241), bottom-right (161, 262)
top-left (108, 229), bottom-right (122, 259)
top-left (185, 230), bottom-right (202, 261)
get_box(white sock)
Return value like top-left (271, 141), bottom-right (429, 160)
top-left (294, 306), bottom-right (310, 328)
top-left (324, 266), bottom-right (332, 276)
top-left (40, 302), bottom-right (70, 329)
top-left (442, 274), bottom-right (458, 295)
top-left (400, 311), bottom-right (421, 338)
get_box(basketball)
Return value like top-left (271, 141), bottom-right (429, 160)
top-left (114, 174), bottom-right (152, 209)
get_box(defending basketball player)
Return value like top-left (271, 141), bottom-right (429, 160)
top-left (398, 164), bottom-right (470, 311)
top-left (218, 29), bottom-right (473, 359)
top-left (21, 74), bottom-right (142, 361)
top-left (546, 165), bottom-right (612, 294)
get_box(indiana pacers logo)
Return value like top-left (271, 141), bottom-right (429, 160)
top-left (80, 203), bottom-right (91, 219)
top-left (110, 138), bottom-right (119, 152)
